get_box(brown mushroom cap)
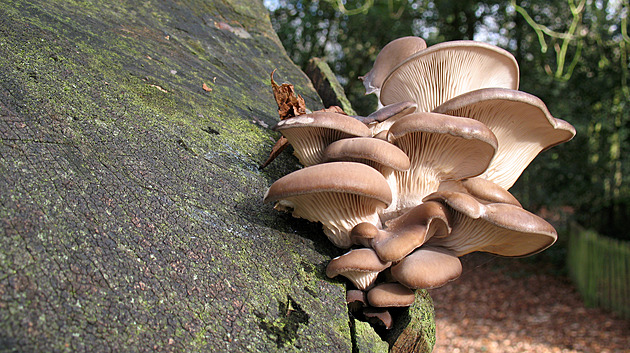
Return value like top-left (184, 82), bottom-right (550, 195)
top-left (367, 283), bottom-right (416, 308)
top-left (438, 178), bottom-right (522, 207)
top-left (326, 248), bottom-right (392, 290)
top-left (390, 246), bottom-right (462, 289)
top-left (370, 201), bottom-right (451, 262)
top-left (364, 101), bottom-right (417, 136)
top-left (433, 88), bottom-right (576, 189)
top-left (273, 111), bottom-right (371, 166)
top-left (383, 112), bottom-right (498, 219)
top-left (346, 289), bottom-right (368, 311)
top-left (264, 162), bottom-right (392, 248)
top-left (363, 308), bottom-right (393, 329)
top-left (360, 36), bottom-right (427, 96)
top-left (379, 40), bottom-right (519, 112)
top-left (322, 137), bottom-right (411, 172)
top-left (424, 190), bottom-right (558, 257)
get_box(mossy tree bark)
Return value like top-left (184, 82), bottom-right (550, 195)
top-left (0, 0), bottom-right (434, 351)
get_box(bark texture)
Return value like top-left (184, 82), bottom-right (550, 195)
top-left (0, 0), bottom-right (434, 351)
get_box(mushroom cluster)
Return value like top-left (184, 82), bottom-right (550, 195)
top-left (264, 36), bottom-right (576, 330)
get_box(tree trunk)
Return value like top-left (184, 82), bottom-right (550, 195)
top-left (0, 0), bottom-right (434, 351)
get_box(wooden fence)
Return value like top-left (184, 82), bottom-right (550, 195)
top-left (567, 228), bottom-right (630, 319)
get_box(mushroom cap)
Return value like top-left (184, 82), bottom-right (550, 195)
top-left (273, 111), bottom-right (371, 166)
top-left (264, 162), bottom-right (392, 248)
top-left (424, 190), bottom-right (558, 257)
top-left (346, 289), bottom-right (368, 312)
top-left (363, 308), bottom-right (393, 329)
top-left (322, 137), bottom-right (411, 172)
top-left (438, 178), bottom-right (522, 207)
top-left (383, 112), bottom-right (498, 217)
top-left (433, 88), bottom-right (576, 189)
top-left (367, 283), bottom-right (416, 308)
top-left (326, 248), bottom-right (392, 290)
top-left (390, 246), bottom-right (462, 289)
top-left (350, 222), bottom-right (381, 247)
top-left (364, 101), bottom-right (417, 136)
top-left (379, 40), bottom-right (519, 112)
top-left (372, 201), bottom-right (451, 262)
top-left (360, 36), bottom-right (427, 96)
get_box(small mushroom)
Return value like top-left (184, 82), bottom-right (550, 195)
top-left (366, 282), bottom-right (416, 308)
top-left (322, 137), bottom-right (410, 210)
top-left (322, 137), bottom-right (410, 172)
top-left (263, 162), bottom-right (392, 248)
top-left (273, 111), bottom-right (371, 166)
top-left (363, 308), bottom-right (393, 330)
top-left (438, 178), bottom-right (522, 207)
top-left (423, 190), bottom-right (557, 257)
top-left (359, 36), bottom-right (427, 98)
top-left (433, 88), bottom-right (576, 189)
top-left (362, 101), bottom-right (417, 137)
top-left (390, 246), bottom-right (462, 289)
top-left (382, 112), bottom-right (498, 219)
top-left (379, 40), bottom-right (519, 112)
top-left (326, 248), bottom-right (392, 290)
top-left (346, 289), bottom-right (368, 312)
top-left (351, 201), bottom-right (451, 262)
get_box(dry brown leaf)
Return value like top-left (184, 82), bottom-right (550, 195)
top-left (271, 69), bottom-right (306, 120)
top-left (258, 136), bottom-right (289, 169)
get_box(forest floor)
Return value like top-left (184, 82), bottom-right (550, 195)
top-left (429, 251), bottom-right (630, 353)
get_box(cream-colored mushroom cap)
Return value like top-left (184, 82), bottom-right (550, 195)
top-left (326, 248), bottom-right (391, 290)
top-left (274, 111), bottom-right (371, 166)
top-left (322, 137), bottom-right (411, 172)
top-left (367, 283), bottom-right (416, 308)
top-left (264, 162), bottom-right (392, 248)
top-left (433, 88), bottom-right (576, 189)
top-left (424, 191), bottom-right (557, 257)
top-left (383, 112), bottom-right (498, 219)
top-left (360, 36), bottom-right (427, 96)
top-left (379, 40), bottom-right (519, 112)
top-left (390, 246), bottom-right (462, 289)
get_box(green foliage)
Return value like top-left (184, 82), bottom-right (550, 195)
top-left (268, 0), bottom-right (630, 240)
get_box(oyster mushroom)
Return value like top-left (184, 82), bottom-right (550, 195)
top-left (366, 282), bottom-right (416, 308)
top-left (273, 111), bottom-right (371, 166)
top-left (423, 190), bottom-right (557, 257)
top-left (263, 162), bottom-right (392, 248)
top-left (360, 36), bottom-right (427, 98)
top-left (437, 178), bottom-right (522, 207)
top-left (322, 137), bottom-right (410, 210)
top-left (433, 88), bottom-right (576, 189)
top-left (363, 308), bottom-right (393, 329)
top-left (390, 246), bottom-right (462, 289)
top-left (379, 40), bottom-right (519, 111)
top-left (361, 101), bottom-right (417, 137)
top-left (383, 112), bottom-right (498, 219)
top-left (322, 137), bottom-right (410, 172)
top-left (351, 201), bottom-right (451, 262)
top-left (326, 248), bottom-right (391, 290)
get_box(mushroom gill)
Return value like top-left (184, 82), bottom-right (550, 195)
top-left (383, 112), bottom-right (498, 219)
top-left (379, 41), bottom-right (519, 112)
top-left (263, 162), bottom-right (391, 248)
top-left (273, 111), bottom-right (371, 166)
top-left (433, 88), bottom-right (576, 189)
